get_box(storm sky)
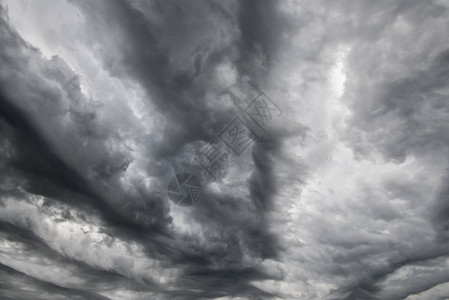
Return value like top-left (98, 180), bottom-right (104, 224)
top-left (1, 0), bottom-right (449, 299)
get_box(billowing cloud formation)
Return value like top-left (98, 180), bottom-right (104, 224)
top-left (1, 0), bottom-right (449, 299)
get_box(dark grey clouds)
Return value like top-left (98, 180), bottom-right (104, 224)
top-left (1, 0), bottom-right (449, 299)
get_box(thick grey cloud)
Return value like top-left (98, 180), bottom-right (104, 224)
top-left (0, 0), bottom-right (288, 299)
top-left (1, 0), bottom-right (449, 299)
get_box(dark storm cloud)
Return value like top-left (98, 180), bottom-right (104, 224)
top-left (0, 221), bottom-right (163, 300)
top-left (236, 0), bottom-right (288, 79)
top-left (71, 0), bottom-right (287, 259)
top-left (0, 0), bottom-right (175, 234)
top-left (332, 247), bottom-right (449, 300)
top-left (345, 47), bottom-right (449, 163)
top-left (0, 2), bottom-right (173, 296)
top-left (325, 1), bottom-right (449, 299)
top-left (0, 77), bottom-right (171, 240)
top-left (0, 0), bottom-right (291, 298)
top-left (4, 0), bottom-right (449, 299)
top-left (71, 0), bottom-right (235, 151)
top-left (0, 263), bottom-right (110, 300)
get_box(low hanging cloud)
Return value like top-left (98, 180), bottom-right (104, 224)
top-left (1, 0), bottom-right (449, 299)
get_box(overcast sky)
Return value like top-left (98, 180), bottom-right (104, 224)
top-left (1, 0), bottom-right (449, 299)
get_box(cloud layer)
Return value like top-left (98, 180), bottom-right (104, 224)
top-left (1, 0), bottom-right (449, 299)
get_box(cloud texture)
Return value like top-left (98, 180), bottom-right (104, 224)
top-left (1, 0), bottom-right (449, 299)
